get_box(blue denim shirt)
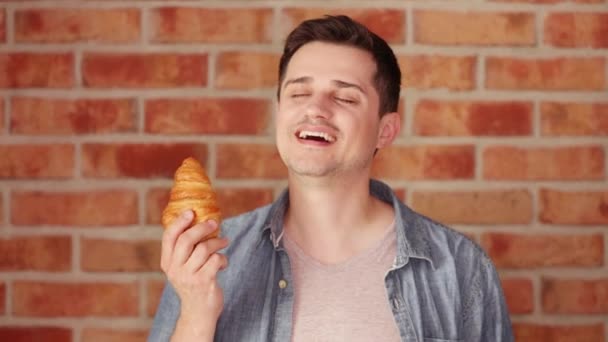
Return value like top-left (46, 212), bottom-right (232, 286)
top-left (149, 179), bottom-right (514, 342)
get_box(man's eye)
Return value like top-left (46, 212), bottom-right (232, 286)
top-left (336, 97), bottom-right (356, 104)
top-left (291, 93), bottom-right (310, 98)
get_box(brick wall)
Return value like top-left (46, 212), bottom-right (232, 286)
top-left (0, 1), bottom-right (606, 341)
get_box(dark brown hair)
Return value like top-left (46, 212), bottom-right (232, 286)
top-left (277, 15), bottom-right (401, 116)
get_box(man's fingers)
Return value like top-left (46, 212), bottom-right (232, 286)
top-left (171, 220), bottom-right (220, 267)
top-left (199, 253), bottom-right (229, 280)
top-left (160, 209), bottom-right (194, 271)
top-left (185, 237), bottom-right (229, 272)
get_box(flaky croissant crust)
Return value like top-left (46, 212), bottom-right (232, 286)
top-left (161, 157), bottom-right (221, 239)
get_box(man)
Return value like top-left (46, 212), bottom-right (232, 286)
top-left (149, 15), bottom-right (513, 342)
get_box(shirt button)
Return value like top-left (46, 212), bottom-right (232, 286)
top-left (278, 279), bottom-right (288, 289)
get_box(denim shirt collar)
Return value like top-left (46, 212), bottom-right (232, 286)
top-left (259, 179), bottom-right (435, 269)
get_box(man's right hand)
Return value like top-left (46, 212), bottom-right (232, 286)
top-left (160, 209), bottom-right (229, 340)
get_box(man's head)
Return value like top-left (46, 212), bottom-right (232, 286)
top-left (277, 15), bottom-right (401, 116)
top-left (275, 16), bottom-right (402, 179)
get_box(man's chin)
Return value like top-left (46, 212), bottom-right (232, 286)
top-left (286, 163), bottom-right (338, 178)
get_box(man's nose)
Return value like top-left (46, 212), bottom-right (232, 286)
top-left (304, 95), bottom-right (332, 120)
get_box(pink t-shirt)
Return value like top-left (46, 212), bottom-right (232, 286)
top-left (283, 222), bottom-right (401, 342)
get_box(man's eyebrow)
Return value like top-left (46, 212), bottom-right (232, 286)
top-left (333, 80), bottom-right (366, 94)
top-left (282, 76), bottom-right (312, 89)
top-left (282, 77), bottom-right (366, 95)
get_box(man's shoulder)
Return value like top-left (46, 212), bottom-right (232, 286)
top-left (220, 203), bottom-right (274, 240)
top-left (413, 211), bottom-right (479, 250)
top-left (398, 203), bottom-right (491, 269)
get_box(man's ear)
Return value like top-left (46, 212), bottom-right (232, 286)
top-left (376, 112), bottom-right (401, 149)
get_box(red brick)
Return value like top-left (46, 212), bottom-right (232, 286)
top-left (0, 97), bottom-right (4, 133)
top-left (501, 278), bottom-right (534, 314)
top-left (0, 53), bottom-right (73, 88)
top-left (82, 143), bottom-right (207, 178)
top-left (145, 98), bottom-right (270, 135)
top-left (0, 9), bottom-right (5, 42)
top-left (215, 52), bottom-right (279, 90)
top-left (83, 53), bottom-right (207, 88)
top-left (11, 190), bottom-right (138, 226)
top-left (545, 13), bottom-right (608, 48)
top-left (541, 102), bottom-right (608, 136)
top-left (152, 7), bottom-right (272, 43)
top-left (399, 55), bottom-right (476, 90)
top-left (81, 238), bottom-right (160, 272)
top-left (15, 8), bottom-right (140, 43)
top-left (0, 144), bottom-right (74, 179)
top-left (414, 100), bottom-right (532, 136)
top-left (543, 278), bottom-right (608, 314)
top-left (216, 188), bottom-right (275, 218)
top-left (486, 57), bottom-right (605, 90)
top-left (481, 233), bottom-right (604, 268)
top-left (411, 190), bottom-right (532, 224)
top-left (281, 8), bottom-right (405, 43)
top-left (13, 281), bottom-right (139, 317)
top-left (11, 97), bottom-right (136, 135)
top-left (414, 10), bottom-right (535, 46)
top-left (513, 323), bottom-right (605, 342)
top-left (540, 189), bottom-right (608, 225)
top-left (82, 328), bottom-right (147, 342)
top-left (146, 188), bottom-right (170, 225)
top-left (0, 327), bottom-right (72, 342)
top-left (0, 236), bottom-right (71, 271)
top-left (147, 279), bottom-right (165, 317)
top-left (483, 145), bottom-right (604, 180)
top-left (0, 282), bottom-right (5, 314)
top-left (217, 144), bottom-right (287, 179)
top-left (372, 145), bottom-right (475, 180)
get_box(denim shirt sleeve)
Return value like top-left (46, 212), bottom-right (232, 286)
top-left (148, 282), bottom-right (180, 342)
top-left (461, 253), bottom-right (514, 342)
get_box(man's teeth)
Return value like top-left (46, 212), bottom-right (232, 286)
top-left (298, 130), bottom-right (336, 142)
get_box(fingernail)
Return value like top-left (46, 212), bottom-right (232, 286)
top-left (208, 220), bottom-right (218, 228)
top-left (183, 210), bottom-right (193, 220)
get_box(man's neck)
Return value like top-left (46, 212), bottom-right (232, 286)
top-left (284, 173), bottom-right (395, 264)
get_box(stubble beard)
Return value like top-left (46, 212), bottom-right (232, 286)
top-left (277, 123), bottom-right (376, 179)
top-left (281, 148), bottom-right (375, 179)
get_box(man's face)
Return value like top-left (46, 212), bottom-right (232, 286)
top-left (276, 41), bottom-right (398, 179)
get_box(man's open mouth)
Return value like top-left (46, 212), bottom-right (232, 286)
top-left (296, 130), bottom-right (337, 143)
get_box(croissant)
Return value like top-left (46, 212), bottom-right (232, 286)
top-left (161, 157), bottom-right (221, 239)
